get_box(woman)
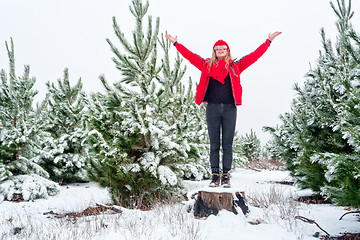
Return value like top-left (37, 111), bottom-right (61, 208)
top-left (165, 32), bottom-right (282, 188)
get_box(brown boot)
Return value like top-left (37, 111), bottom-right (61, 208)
top-left (209, 173), bottom-right (220, 187)
top-left (221, 173), bottom-right (231, 188)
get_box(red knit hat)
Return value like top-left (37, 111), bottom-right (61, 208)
top-left (213, 40), bottom-right (230, 53)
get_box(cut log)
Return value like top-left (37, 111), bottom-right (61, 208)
top-left (193, 190), bottom-right (249, 218)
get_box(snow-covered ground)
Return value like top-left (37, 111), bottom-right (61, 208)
top-left (0, 168), bottom-right (359, 240)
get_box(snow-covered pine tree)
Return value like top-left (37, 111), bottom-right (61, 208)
top-left (231, 133), bottom-right (248, 168)
top-left (38, 69), bottom-right (88, 184)
top-left (0, 38), bottom-right (59, 202)
top-left (265, 0), bottom-right (360, 207)
top-left (238, 129), bottom-right (262, 161)
top-left (87, 0), bottom-right (206, 208)
top-left (315, 0), bottom-right (360, 206)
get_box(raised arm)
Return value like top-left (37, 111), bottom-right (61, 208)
top-left (165, 33), bottom-right (205, 71)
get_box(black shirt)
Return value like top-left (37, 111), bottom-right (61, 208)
top-left (203, 74), bottom-right (235, 105)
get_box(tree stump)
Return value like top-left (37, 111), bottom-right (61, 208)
top-left (11, 193), bottom-right (24, 202)
top-left (194, 191), bottom-right (249, 218)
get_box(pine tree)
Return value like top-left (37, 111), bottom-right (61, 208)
top-left (88, 0), bottom-right (180, 208)
top-left (39, 69), bottom-right (88, 184)
top-left (265, 0), bottom-right (360, 207)
top-left (0, 38), bottom-right (59, 201)
top-left (231, 133), bottom-right (248, 168)
top-left (238, 129), bottom-right (262, 161)
top-left (87, 0), bottom-right (212, 208)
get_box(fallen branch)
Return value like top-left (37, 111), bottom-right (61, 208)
top-left (295, 216), bottom-right (330, 237)
top-left (245, 166), bottom-right (261, 172)
top-left (43, 203), bottom-right (122, 223)
top-left (339, 211), bottom-right (360, 220)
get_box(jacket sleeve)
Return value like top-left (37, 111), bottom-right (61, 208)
top-left (237, 39), bottom-right (271, 74)
top-left (175, 43), bottom-right (205, 71)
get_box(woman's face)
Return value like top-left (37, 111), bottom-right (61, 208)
top-left (214, 45), bottom-right (228, 59)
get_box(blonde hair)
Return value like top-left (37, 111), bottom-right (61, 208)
top-left (208, 50), bottom-right (232, 70)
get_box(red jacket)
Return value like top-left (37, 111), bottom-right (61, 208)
top-left (175, 39), bottom-right (271, 106)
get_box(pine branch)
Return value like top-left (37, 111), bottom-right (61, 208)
top-left (143, 16), bottom-right (154, 59)
top-left (111, 17), bottom-right (135, 56)
top-left (5, 38), bottom-right (16, 81)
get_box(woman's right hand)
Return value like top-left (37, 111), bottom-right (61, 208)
top-left (165, 33), bottom-right (178, 44)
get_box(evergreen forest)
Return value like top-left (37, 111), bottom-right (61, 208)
top-left (1, 0), bottom-right (359, 208)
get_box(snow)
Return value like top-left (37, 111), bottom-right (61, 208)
top-left (0, 169), bottom-right (359, 240)
top-left (158, 165), bottom-right (177, 186)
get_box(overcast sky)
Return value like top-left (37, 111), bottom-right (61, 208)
top-left (1, 0), bottom-right (359, 143)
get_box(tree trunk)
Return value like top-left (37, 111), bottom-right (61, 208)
top-left (193, 191), bottom-right (249, 218)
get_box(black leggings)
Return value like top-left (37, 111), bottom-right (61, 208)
top-left (206, 103), bottom-right (237, 174)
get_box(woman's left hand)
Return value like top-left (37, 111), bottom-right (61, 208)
top-left (165, 33), bottom-right (178, 44)
top-left (268, 32), bottom-right (282, 42)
